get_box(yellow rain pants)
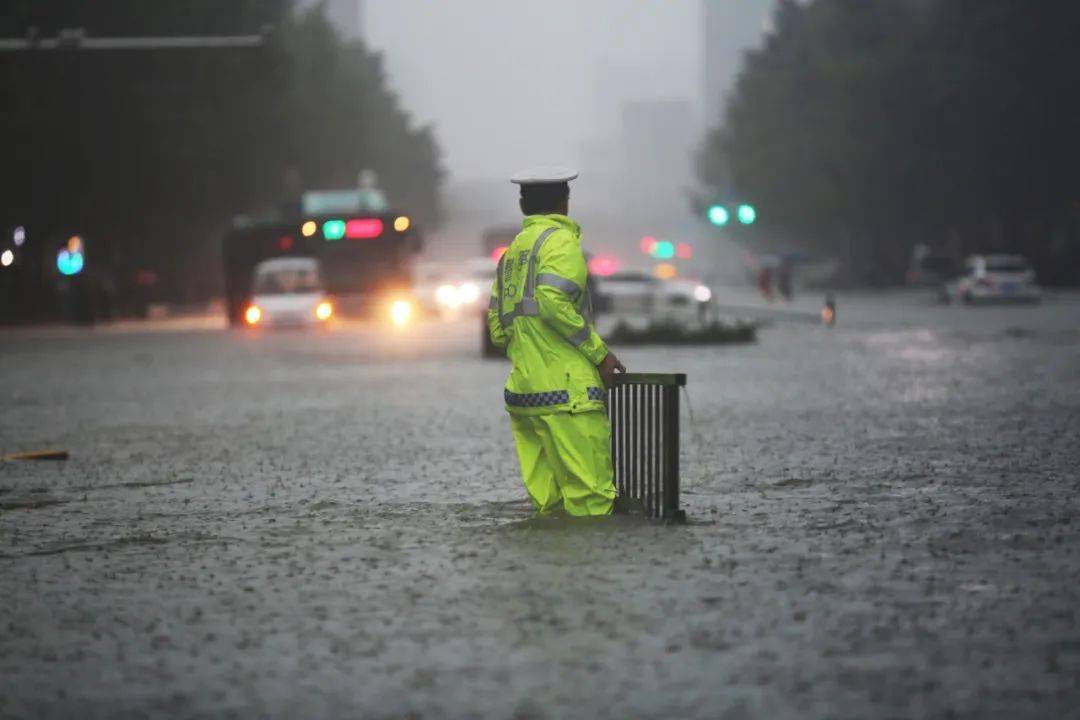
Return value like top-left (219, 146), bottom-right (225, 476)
top-left (510, 411), bottom-right (615, 516)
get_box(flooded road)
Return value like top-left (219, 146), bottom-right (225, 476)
top-left (2, 291), bottom-right (1079, 719)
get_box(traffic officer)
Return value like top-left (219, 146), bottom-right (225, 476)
top-left (487, 167), bottom-right (625, 516)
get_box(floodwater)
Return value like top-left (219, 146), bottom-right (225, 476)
top-left (2, 291), bottom-right (1079, 718)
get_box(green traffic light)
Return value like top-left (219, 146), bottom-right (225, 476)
top-left (707, 205), bottom-right (730, 226)
top-left (737, 204), bottom-right (757, 225)
top-left (652, 240), bottom-right (675, 259)
top-left (323, 219), bottom-right (346, 240)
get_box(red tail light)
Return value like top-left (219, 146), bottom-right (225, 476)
top-left (345, 218), bottom-right (383, 239)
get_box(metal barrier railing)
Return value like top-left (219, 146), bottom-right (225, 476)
top-left (608, 373), bottom-right (687, 522)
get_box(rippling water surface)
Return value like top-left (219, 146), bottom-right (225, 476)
top-left (2, 291), bottom-right (1078, 718)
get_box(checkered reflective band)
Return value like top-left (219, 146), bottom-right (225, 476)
top-left (504, 388), bottom-right (570, 407)
top-left (587, 387), bottom-right (606, 402)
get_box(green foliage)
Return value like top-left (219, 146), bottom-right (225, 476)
top-left (700, 0), bottom-right (1080, 284)
top-left (0, 1), bottom-right (443, 301)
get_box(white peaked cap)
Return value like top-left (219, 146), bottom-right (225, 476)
top-left (510, 166), bottom-right (579, 185)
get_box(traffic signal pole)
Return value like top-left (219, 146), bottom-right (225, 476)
top-left (0, 29), bottom-right (267, 52)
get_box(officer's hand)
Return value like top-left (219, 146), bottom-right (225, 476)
top-left (598, 351), bottom-right (626, 389)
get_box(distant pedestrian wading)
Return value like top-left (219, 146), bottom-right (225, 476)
top-left (487, 167), bottom-right (625, 516)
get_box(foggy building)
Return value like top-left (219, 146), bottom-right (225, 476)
top-left (617, 99), bottom-right (696, 223)
top-left (701, 0), bottom-right (774, 128)
top-left (298, 0), bottom-right (365, 39)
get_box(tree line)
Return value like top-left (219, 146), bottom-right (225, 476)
top-left (699, 0), bottom-right (1080, 285)
top-left (0, 0), bottom-right (443, 311)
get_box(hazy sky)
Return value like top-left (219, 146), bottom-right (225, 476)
top-left (365, 1), bottom-right (708, 182)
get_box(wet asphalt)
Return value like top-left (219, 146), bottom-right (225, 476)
top-left (1, 291), bottom-right (1079, 719)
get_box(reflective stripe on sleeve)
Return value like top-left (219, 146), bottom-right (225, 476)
top-left (586, 387), bottom-right (606, 402)
top-left (536, 272), bottom-right (581, 299)
top-left (568, 325), bottom-right (591, 346)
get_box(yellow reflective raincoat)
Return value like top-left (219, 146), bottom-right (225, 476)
top-left (487, 214), bottom-right (615, 516)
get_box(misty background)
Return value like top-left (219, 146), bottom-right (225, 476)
top-left (302, 0), bottom-right (1080, 283)
top-left (360, 0), bottom-right (771, 267)
top-left (2, 0), bottom-right (1078, 323)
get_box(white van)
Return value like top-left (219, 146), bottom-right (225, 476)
top-left (244, 257), bottom-right (333, 328)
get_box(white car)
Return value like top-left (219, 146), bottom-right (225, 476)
top-left (944, 254), bottom-right (1041, 304)
top-left (594, 271), bottom-right (655, 333)
top-left (594, 272), bottom-right (713, 333)
top-left (456, 257), bottom-right (496, 315)
top-left (652, 278), bottom-right (715, 329)
top-left (244, 257), bottom-right (333, 328)
top-left (411, 261), bottom-right (455, 316)
top-left (413, 259), bottom-right (492, 317)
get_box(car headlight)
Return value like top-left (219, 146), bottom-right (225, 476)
top-left (245, 305), bottom-right (262, 325)
top-left (435, 284), bottom-right (460, 308)
top-left (389, 299), bottom-right (413, 328)
top-left (458, 282), bottom-right (480, 304)
top-left (314, 301), bottom-right (333, 321)
top-left (693, 285), bottom-right (712, 303)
